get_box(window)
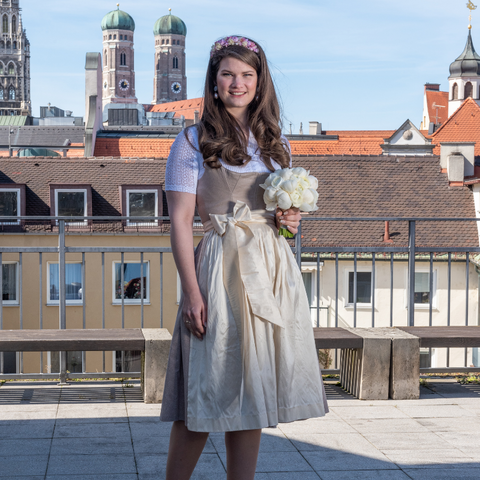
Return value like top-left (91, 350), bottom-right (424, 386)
top-left (8, 63), bottom-right (13, 75)
top-left (12, 41), bottom-right (16, 49)
top-left (104, 50), bottom-right (107, 66)
top-left (414, 271), bottom-right (436, 305)
top-left (126, 190), bottom-right (158, 226)
top-left (120, 52), bottom-right (126, 66)
top-left (452, 82), bottom-right (458, 100)
top-left (120, 185), bottom-right (162, 227)
top-left (2, 262), bottom-right (18, 305)
top-left (48, 351), bottom-right (83, 373)
top-left (166, 39), bottom-right (169, 44)
top-left (120, 34), bottom-right (123, 40)
top-left (465, 81), bottom-right (473, 99)
top-left (109, 34), bottom-right (112, 40)
top-left (2, 14), bottom-right (7, 33)
top-left (113, 261), bottom-right (149, 304)
top-left (113, 34), bottom-right (116, 40)
top-left (302, 272), bottom-right (313, 306)
top-left (161, 39), bottom-right (164, 45)
top-left (51, 185), bottom-right (92, 226)
top-left (11, 15), bottom-right (15, 33)
top-left (47, 262), bottom-right (83, 305)
top-left (115, 351), bottom-right (141, 372)
top-left (0, 41), bottom-right (4, 48)
top-left (173, 56), bottom-right (178, 69)
top-left (6, 40), bottom-right (10, 49)
top-left (0, 187), bottom-right (21, 223)
top-left (8, 86), bottom-right (14, 100)
top-left (347, 271), bottom-right (372, 305)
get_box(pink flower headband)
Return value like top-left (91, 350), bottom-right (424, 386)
top-left (210, 36), bottom-right (259, 58)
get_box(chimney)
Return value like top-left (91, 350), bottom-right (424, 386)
top-left (440, 142), bottom-right (475, 184)
top-left (194, 110), bottom-right (199, 124)
top-left (425, 83), bottom-right (440, 92)
top-left (383, 221), bottom-right (394, 243)
top-left (309, 121), bottom-right (322, 135)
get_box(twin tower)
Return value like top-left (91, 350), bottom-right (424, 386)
top-left (101, 6), bottom-right (186, 110)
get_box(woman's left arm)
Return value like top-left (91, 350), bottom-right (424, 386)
top-left (276, 208), bottom-right (302, 235)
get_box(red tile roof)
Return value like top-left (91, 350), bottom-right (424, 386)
top-left (148, 97), bottom-right (203, 120)
top-left (431, 97), bottom-right (480, 156)
top-left (94, 138), bottom-right (174, 157)
top-left (426, 90), bottom-right (449, 125)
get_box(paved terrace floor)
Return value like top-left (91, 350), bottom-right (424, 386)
top-left (0, 379), bottom-right (479, 479)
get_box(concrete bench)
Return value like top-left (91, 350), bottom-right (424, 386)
top-left (314, 327), bottom-right (420, 401)
top-left (0, 328), bottom-right (172, 404)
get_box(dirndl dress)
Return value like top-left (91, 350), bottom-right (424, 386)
top-left (160, 158), bottom-right (329, 433)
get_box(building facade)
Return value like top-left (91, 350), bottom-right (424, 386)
top-left (101, 6), bottom-right (137, 111)
top-left (0, 0), bottom-right (30, 117)
top-left (152, 10), bottom-right (187, 104)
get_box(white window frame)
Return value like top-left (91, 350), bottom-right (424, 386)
top-left (404, 267), bottom-right (438, 310)
top-left (55, 188), bottom-right (88, 226)
top-left (46, 262), bottom-right (83, 306)
top-left (112, 260), bottom-right (150, 305)
top-left (1, 261), bottom-right (19, 305)
top-left (0, 187), bottom-right (20, 224)
top-left (126, 189), bottom-right (158, 227)
top-left (345, 267), bottom-right (373, 308)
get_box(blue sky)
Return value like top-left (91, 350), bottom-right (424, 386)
top-left (22, 0), bottom-right (476, 131)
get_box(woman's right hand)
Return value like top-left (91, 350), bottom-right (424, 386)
top-left (182, 290), bottom-right (208, 341)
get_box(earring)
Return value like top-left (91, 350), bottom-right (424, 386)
top-left (214, 85), bottom-right (218, 99)
top-left (256, 95), bottom-right (259, 101)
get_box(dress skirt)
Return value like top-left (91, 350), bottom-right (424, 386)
top-left (160, 216), bottom-right (329, 432)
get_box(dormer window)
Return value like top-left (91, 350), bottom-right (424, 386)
top-left (50, 184), bottom-right (92, 227)
top-left (0, 184), bottom-right (25, 225)
top-left (120, 185), bottom-right (162, 228)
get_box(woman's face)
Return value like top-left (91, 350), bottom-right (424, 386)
top-left (216, 56), bottom-right (258, 117)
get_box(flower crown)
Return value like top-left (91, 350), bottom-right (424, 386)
top-left (210, 36), bottom-right (259, 58)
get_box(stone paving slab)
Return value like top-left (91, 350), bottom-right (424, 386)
top-left (0, 379), bottom-right (479, 478)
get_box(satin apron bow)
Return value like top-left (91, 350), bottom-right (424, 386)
top-left (204, 201), bottom-right (285, 330)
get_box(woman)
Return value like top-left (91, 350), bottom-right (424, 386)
top-left (161, 35), bottom-right (328, 480)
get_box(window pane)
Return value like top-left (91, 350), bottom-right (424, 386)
top-left (414, 272), bottom-right (430, 304)
top-left (348, 272), bottom-right (371, 304)
top-left (302, 272), bottom-right (312, 306)
top-left (49, 264), bottom-right (82, 301)
top-left (57, 191), bottom-right (85, 217)
top-left (2, 352), bottom-right (16, 373)
top-left (128, 192), bottom-right (155, 221)
top-left (2, 263), bottom-right (16, 301)
top-left (116, 350), bottom-right (141, 372)
top-left (115, 262), bottom-right (148, 299)
top-left (0, 190), bottom-right (17, 216)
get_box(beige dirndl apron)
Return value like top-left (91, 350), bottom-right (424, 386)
top-left (160, 166), bottom-right (328, 432)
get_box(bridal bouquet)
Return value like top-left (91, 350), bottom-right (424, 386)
top-left (260, 167), bottom-right (319, 238)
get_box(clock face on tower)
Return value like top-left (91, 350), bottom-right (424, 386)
top-left (171, 82), bottom-right (182, 94)
top-left (119, 79), bottom-right (130, 91)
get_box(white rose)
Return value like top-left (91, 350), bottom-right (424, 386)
top-left (263, 186), bottom-right (277, 203)
top-left (271, 175), bottom-right (283, 189)
top-left (278, 168), bottom-right (293, 180)
top-left (307, 175), bottom-right (318, 189)
top-left (290, 190), bottom-right (303, 208)
top-left (265, 201), bottom-right (277, 211)
top-left (291, 167), bottom-right (309, 179)
top-left (276, 190), bottom-right (292, 210)
top-left (282, 177), bottom-right (298, 194)
top-left (297, 177), bottom-right (310, 190)
top-left (302, 188), bottom-right (315, 205)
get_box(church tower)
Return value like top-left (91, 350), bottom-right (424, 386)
top-left (448, 27), bottom-right (480, 116)
top-left (101, 5), bottom-right (137, 111)
top-left (152, 10), bottom-right (187, 104)
top-left (0, 0), bottom-right (31, 116)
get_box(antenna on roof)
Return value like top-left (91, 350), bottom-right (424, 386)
top-left (432, 102), bottom-right (445, 125)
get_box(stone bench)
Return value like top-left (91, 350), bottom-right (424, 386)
top-left (314, 327), bottom-right (420, 401)
top-left (0, 328), bottom-right (172, 404)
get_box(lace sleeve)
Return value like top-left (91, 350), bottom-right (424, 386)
top-left (165, 128), bottom-right (201, 194)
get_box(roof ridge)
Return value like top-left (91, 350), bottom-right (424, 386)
top-left (432, 97), bottom-right (480, 137)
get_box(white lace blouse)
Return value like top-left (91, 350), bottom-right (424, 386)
top-left (165, 127), bottom-right (291, 194)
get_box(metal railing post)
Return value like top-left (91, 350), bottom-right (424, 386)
top-left (58, 219), bottom-right (68, 385)
top-left (295, 222), bottom-right (302, 269)
top-left (407, 220), bottom-right (416, 327)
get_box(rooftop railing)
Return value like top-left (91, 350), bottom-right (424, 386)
top-left (0, 215), bottom-right (479, 381)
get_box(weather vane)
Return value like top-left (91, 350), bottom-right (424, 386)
top-left (467, 1), bottom-right (477, 29)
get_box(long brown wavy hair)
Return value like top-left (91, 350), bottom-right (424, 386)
top-left (192, 37), bottom-right (290, 170)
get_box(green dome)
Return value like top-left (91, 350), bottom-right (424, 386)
top-left (17, 148), bottom-right (60, 158)
top-left (101, 7), bottom-right (135, 32)
top-left (154, 12), bottom-right (186, 36)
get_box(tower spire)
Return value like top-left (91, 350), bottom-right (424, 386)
top-left (467, 1), bottom-right (477, 30)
